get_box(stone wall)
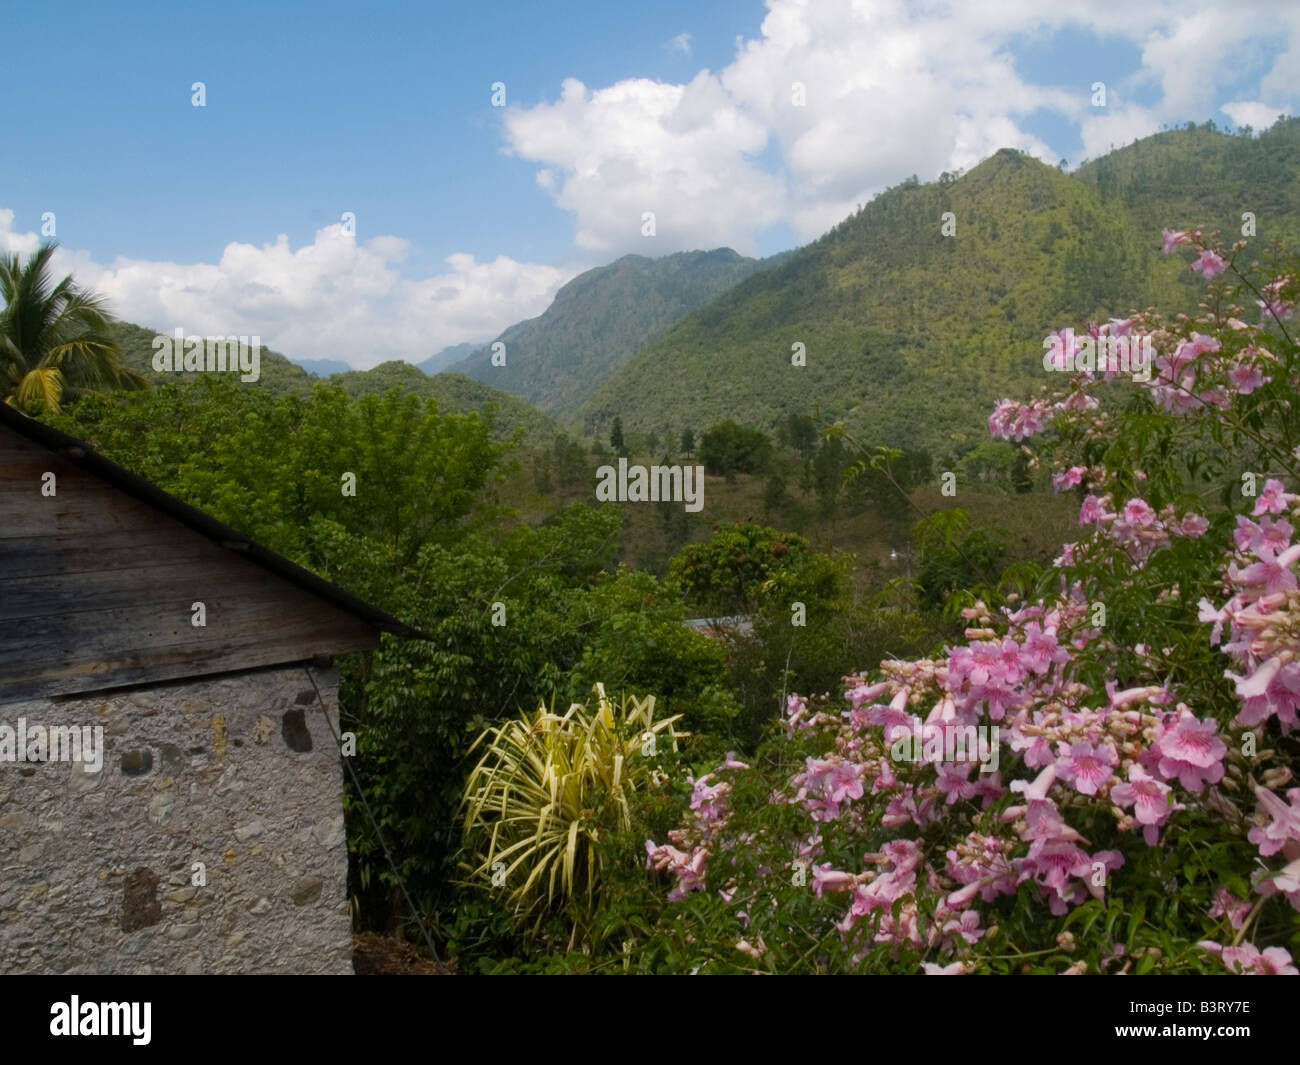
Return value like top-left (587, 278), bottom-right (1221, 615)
top-left (0, 665), bottom-right (353, 974)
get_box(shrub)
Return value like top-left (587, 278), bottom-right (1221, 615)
top-left (459, 685), bottom-right (682, 949)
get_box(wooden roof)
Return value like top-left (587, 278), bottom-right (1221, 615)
top-left (0, 402), bottom-right (423, 703)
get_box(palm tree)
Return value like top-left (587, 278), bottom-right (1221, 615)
top-left (0, 243), bottom-right (145, 414)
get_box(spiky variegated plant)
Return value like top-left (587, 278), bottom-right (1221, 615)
top-left (460, 685), bottom-right (681, 946)
top-left (1, 243), bottom-right (145, 414)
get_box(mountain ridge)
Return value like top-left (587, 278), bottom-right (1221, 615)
top-left (576, 121), bottom-right (1300, 461)
top-left (446, 247), bottom-right (788, 420)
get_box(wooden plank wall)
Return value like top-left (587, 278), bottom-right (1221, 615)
top-left (0, 423), bottom-right (380, 703)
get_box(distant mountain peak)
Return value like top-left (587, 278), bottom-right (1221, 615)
top-left (445, 246), bottom-right (777, 423)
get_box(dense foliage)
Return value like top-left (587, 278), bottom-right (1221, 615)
top-left (624, 229), bottom-right (1300, 974)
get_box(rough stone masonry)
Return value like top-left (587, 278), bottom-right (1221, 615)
top-left (0, 665), bottom-right (353, 974)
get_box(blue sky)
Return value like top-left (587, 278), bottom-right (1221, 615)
top-left (2, 0), bottom-right (767, 270)
top-left (2, 0), bottom-right (1296, 366)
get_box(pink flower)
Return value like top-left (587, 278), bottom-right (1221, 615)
top-left (644, 840), bottom-right (710, 900)
top-left (1254, 478), bottom-right (1292, 516)
top-left (1079, 495), bottom-right (1107, 525)
top-left (845, 680), bottom-right (890, 708)
top-left (1106, 682), bottom-right (1169, 711)
top-left (1150, 712), bottom-right (1226, 792)
top-left (1238, 544), bottom-right (1300, 595)
top-left (935, 762), bottom-right (979, 803)
top-left (825, 762), bottom-right (865, 805)
top-left (1226, 654), bottom-right (1300, 731)
top-left (1235, 515), bottom-right (1293, 553)
top-left (1055, 740), bottom-right (1116, 796)
top-left (988, 399), bottom-right (1051, 441)
top-left (1162, 229), bottom-right (1191, 254)
top-left (1018, 839), bottom-right (1094, 912)
top-left (1179, 513), bottom-right (1210, 537)
top-left (1011, 763), bottom-right (1058, 802)
top-left (1209, 888), bottom-right (1252, 929)
top-left (689, 774), bottom-right (731, 824)
top-left (1229, 362), bottom-right (1267, 394)
top-left (1200, 940), bottom-right (1299, 975)
top-left (1019, 621), bottom-right (1068, 674)
top-left (793, 756), bottom-right (865, 821)
top-left (1255, 856), bottom-right (1300, 912)
top-left (1248, 786), bottom-right (1300, 857)
top-left (1053, 466), bottom-right (1086, 492)
top-left (812, 864), bottom-right (858, 898)
top-left (1122, 498), bottom-right (1157, 527)
top-left (1183, 332), bottom-right (1222, 359)
top-left (941, 909), bottom-right (984, 946)
top-left (1110, 765), bottom-right (1176, 844)
top-left (1190, 249), bottom-right (1227, 278)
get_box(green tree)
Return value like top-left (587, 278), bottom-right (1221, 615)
top-left (777, 413), bottom-right (819, 463)
top-left (699, 420), bottom-right (772, 482)
top-left (1, 243), bottom-right (144, 414)
top-left (610, 415), bottom-right (625, 454)
top-left (669, 522), bottom-right (822, 618)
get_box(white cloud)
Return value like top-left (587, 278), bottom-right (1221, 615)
top-left (1221, 100), bottom-right (1287, 133)
top-left (0, 211), bottom-right (575, 370)
top-left (1078, 104), bottom-right (1165, 162)
top-left (502, 74), bottom-right (785, 255)
top-left (668, 32), bottom-right (692, 55)
top-left (0, 209), bottom-right (40, 257)
top-left (500, 0), bottom-right (1300, 254)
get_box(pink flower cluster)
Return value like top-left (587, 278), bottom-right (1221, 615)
top-left (1257, 275), bottom-right (1295, 323)
top-left (1198, 940), bottom-right (1299, 975)
top-left (1073, 493), bottom-right (1210, 564)
top-left (644, 752), bottom-right (749, 900)
top-left (789, 756), bottom-right (866, 822)
top-left (1249, 785), bottom-right (1300, 914)
top-left (1200, 485), bottom-right (1300, 733)
top-left (988, 398), bottom-right (1055, 442)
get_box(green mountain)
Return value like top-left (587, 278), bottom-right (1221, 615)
top-left (292, 357), bottom-right (353, 376)
top-left (581, 123), bottom-right (1300, 463)
top-left (107, 321), bottom-right (560, 447)
top-left (325, 361), bottom-right (561, 446)
top-left (110, 320), bottom-right (314, 395)
top-left (449, 248), bottom-right (783, 422)
top-left (419, 341), bottom-right (483, 376)
top-left (1075, 117), bottom-right (1300, 248)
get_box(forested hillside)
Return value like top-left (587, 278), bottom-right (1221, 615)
top-left (108, 320), bottom-right (561, 447)
top-left (1076, 117), bottom-right (1300, 246)
top-left (582, 122), bottom-right (1300, 463)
